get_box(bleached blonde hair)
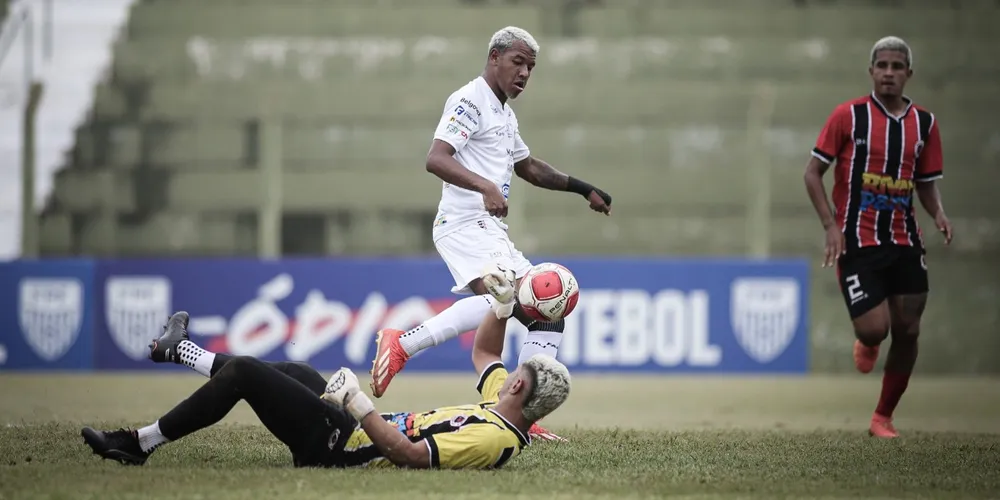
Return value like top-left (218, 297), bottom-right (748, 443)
top-left (870, 36), bottom-right (913, 68)
top-left (488, 26), bottom-right (540, 57)
top-left (520, 354), bottom-right (570, 422)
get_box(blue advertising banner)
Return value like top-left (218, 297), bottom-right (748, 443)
top-left (1, 257), bottom-right (810, 374)
top-left (0, 260), bottom-right (95, 370)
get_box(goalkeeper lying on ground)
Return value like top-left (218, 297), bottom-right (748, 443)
top-left (81, 267), bottom-right (571, 469)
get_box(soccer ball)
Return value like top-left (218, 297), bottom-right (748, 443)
top-left (517, 263), bottom-right (580, 323)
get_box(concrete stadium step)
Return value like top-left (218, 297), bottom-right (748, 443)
top-left (49, 167), bottom-right (440, 213)
top-left (524, 162), bottom-right (995, 215)
top-left (127, 0), bottom-right (1000, 9)
top-left (52, 207), bottom-right (436, 257)
top-left (125, 3), bottom-right (542, 38)
top-left (115, 79), bottom-right (993, 128)
top-left (40, 204), bottom-right (439, 256)
top-left (40, 204), bottom-right (991, 257)
top-left (121, 2), bottom-right (999, 39)
top-left (578, 6), bottom-right (997, 38)
top-left (185, 0), bottom-right (470, 5)
top-left (107, 35), bottom-right (1000, 85)
top-left (586, 0), bottom-right (998, 6)
top-left (73, 118), bottom-right (997, 192)
top-left (51, 149), bottom-right (995, 221)
top-left (74, 122), bottom-right (248, 168)
top-left (518, 124), bottom-right (997, 174)
top-left (60, 209), bottom-right (259, 257)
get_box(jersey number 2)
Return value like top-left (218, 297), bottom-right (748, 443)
top-left (845, 274), bottom-right (863, 300)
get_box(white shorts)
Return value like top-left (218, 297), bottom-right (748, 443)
top-left (434, 218), bottom-right (533, 295)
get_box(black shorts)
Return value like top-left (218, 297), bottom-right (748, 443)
top-left (292, 400), bottom-right (358, 468)
top-left (836, 245), bottom-right (929, 319)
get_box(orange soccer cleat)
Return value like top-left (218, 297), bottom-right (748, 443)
top-left (869, 413), bottom-right (899, 438)
top-left (528, 422), bottom-right (567, 442)
top-left (369, 329), bottom-right (410, 398)
top-left (853, 340), bottom-right (880, 374)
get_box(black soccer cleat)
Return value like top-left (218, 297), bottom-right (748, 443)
top-left (148, 311), bottom-right (190, 363)
top-left (81, 427), bottom-right (150, 466)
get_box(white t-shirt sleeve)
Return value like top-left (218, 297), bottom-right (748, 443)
top-left (432, 92), bottom-right (482, 154)
top-left (512, 128), bottom-right (530, 163)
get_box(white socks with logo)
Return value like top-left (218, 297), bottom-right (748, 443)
top-left (517, 331), bottom-right (563, 365)
top-left (137, 421), bottom-right (169, 453)
top-left (398, 295), bottom-right (494, 356)
top-left (396, 293), bottom-right (564, 364)
top-left (176, 340), bottom-right (215, 378)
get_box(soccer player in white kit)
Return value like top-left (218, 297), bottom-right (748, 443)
top-left (368, 27), bottom-right (612, 441)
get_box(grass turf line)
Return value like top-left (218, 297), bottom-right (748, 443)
top-left (1, 374), bottom-right (999, 499)
top-left (1, 424), bottom-right (997, 499)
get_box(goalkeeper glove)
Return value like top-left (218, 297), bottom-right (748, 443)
top-left (322, 368), bottom-right (375, 421)
top-left (480, 262), bottom-right (516, 319)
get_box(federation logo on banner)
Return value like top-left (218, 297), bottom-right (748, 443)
top-left (106, 276), bottom-right (172, 361)
top-left (18, 278), bottom-right (84, 362)
top-left (730, 277), bottom-right (800, 364)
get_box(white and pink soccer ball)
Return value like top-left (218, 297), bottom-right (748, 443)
top-left (517, 263), bottom-right (580, 323)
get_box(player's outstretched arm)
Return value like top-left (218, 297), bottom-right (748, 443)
top-left (472, 264), bottom-right (517, 374)
top-left (322, 368), bottom-right (430, 468)
top-left (472, 313), bottom-right (507, 376)
top-left (357, 412), bottom-right (431, 468)
top-left (512, 155), bottom-right (569, 190)
top-left (513, 156), bottom-right (611, 215)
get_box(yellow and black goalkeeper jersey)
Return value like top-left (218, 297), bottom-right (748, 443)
top-left (342, 362), bottom-right (529, 469)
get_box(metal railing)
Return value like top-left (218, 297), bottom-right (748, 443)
top-left (0, 0), bottom-right (53, 100)
top-left (0, 0), bottom-right (52, 259)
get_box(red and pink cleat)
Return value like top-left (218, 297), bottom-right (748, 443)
top-left (369, 329), bottom-right (410, 398)
top-left (869, 413), bottom-right (899, 438)
top-left (528, 422), bottom-right (567, 442)
top-left (853, 340), bottom-right (880, 374)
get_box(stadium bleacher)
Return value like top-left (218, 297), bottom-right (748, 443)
top-left (34, 0), bottom-right (998, 259)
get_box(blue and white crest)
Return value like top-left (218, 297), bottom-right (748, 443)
top-left (106, 276), bottom-right (172, 361)
top-left (19, 278), bottom-right (83, 362)
top-left (730, 278), bottom-right (800, 364)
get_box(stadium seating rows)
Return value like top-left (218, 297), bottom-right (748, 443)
top-left (39, 0), bottom-right (1000, 257)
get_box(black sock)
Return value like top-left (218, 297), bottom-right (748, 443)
top-left (529, 319), bottom-right (565, 333)
top-left (513, 302), bottom-right (566, 333)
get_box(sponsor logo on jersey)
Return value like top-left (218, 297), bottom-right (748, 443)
top-left (453, 105), bottom-right (479, 126)
top-left (860, 173), bottom-right (914, 212)
top-left (459, 98), bottom-right (481, 117)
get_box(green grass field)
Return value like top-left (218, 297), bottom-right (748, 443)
top-left (2, 373), bottom-right (999, 499)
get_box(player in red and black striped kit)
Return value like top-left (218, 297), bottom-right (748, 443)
top-left (803, 36), bottom-right (954, 438)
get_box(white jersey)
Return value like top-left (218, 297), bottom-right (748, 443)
top-left (431, 76), bottom-right (530, 240)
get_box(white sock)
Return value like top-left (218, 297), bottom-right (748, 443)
top-left (137, 421), bottom-right (169, 453)
top-left (399, 295), bottom-right (494, 356)
top-left (176, 340), bottom-right (215, 378)
top-left (518, 331), bottom-right (562, 365)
